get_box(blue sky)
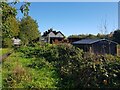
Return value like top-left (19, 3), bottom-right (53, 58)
top-left (16, 2), bottom-right (118, 36)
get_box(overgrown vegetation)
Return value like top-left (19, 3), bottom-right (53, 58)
top-left (0, 48), bottom-right (12, 56)
top-left (2, 43), bottom-right (120, 88)
top-left (2, 51), bottom-right (59, 88)
top-left (19, 16), bottom-right (40, 46)
top-left (68, 29), bottom-right (120, 44)
top-left (1, 1), bottom-right (39, 48)
top-left (1, 1), bottom-right (120, 89)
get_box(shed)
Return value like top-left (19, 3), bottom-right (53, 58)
top-left (72, 39), bottom-right (118, 55)
top-left (12, 38), bottom-right (21, 46)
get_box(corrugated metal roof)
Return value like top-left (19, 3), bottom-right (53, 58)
top-left (72, 39), bottom-right (118, 45)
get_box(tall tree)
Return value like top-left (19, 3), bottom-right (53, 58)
top-left (3, 16), bottom-right (20, 38)
top-left (1, 1), bottom-right (30, 47)
top-left (19, 16), bottom-right (40, 45)
top-left (1, 2), bottom-right (19, 47)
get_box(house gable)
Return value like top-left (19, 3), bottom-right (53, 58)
top-left (42, 29), bottom-right (64, 38)
top-left (56, 32), bottom-right (64, 38)
top-left (48, 32), bottom-right (56, 37)
top-left (42, 29), bottom-right (65, 44)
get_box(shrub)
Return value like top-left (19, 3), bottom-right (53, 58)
top-left (3, 38), bottom-right (13, 48)
top-left (73, 54), bottom-right (120, 88)
top-left (26, 58), bottom-right (59, 88)
top-left (3, 64), bottom-right (31, 88)
top-left (16, 44), bottom-right (120, 88)
top-left (27, 58), bottom-right (52, 69)
top-left (17, 43), bottom-right (84, 88)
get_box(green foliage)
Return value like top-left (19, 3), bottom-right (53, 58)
top-left (1, 1), bottom-right (31, 48)
top-left (54, 44), bottom-right (83, 88)
top-left (1, 2), bottom-right (17, 22)
top-left (3, 16), bottom-right (20, 38)
top-left (17, 43), bottom-right (84, 88)
top-left (2, 52), bottom-right (59, 88)
top-left (2, 43), bottom-right (120, 88)
top-left (0, 48), bottom-right (11, 55)
top-left (25, 58), bottom-right (59, 88)
top-left (19, 16), bottom-right (40, 46)
top-left (112, 29), bottom-right (120, 44)
top-left (68, 34), bottom-right (101, 40)
top-left (1, 2), bottom-right (19, 47)
top-left (0, 64), bottom-right (2, 88)
top-left (1, 2), bottom-right (19, 38)
top-left (3, 38), bottom-right (13, 48)
top-left (68, 33), bottom-right (111, 40)
top-left (73, 54), bottom-right (120, 88)
top-left (3, 64), bottom-right (31, 88)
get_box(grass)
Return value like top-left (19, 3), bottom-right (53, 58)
top-left (0, 64), bottom-right (2, 89)
top-left (2, 46), bottom-right (120, 88)
top-left (0, 48), bottom-right (12, 56)
top-left (2, 51), bottom-right (59, 88)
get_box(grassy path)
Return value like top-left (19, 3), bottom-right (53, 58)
top-left (0, 48), bottom-right (14, 62)
top-left (0, 48), bottom-right (10, 56)
top-left (0, 48), bottom-right (14, 88)
top-left (2, 51), bottom-right (59, 88)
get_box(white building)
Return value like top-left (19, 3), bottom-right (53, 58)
top-left (12, 38), bottom-right (21, 46)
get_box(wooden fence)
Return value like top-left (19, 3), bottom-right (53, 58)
top-left (118, 48), bottom-right (120, 56)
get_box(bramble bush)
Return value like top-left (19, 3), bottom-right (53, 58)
top-left (72, 54), bottom-right (120, 88)
top-left (15, 43), bottom-right (120, 88)
top-left (17, 43), bottom-right (83, 88)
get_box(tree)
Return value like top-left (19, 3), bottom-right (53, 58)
top-left (3, 16), bottom-right (20, 38)
top-left (19, 16), bottom-right (40, 45)
top-left (1, 2), bottom-right (19, 47)
top-left (86, 34), bottom-right (97, 39)
top-left (1, 1), bottom-right (31, 47)
top-left (68, 35), bottom-right (80, 38)
top-left (112, 29), bottom-right (120, 44)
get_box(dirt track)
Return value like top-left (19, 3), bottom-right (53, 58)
top-left (0, 52), bottom-right (13, 63)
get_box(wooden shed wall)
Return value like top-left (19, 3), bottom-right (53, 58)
top-left (73, 40), bottom-right (117, 55)
top-left (92, 41), bottom-right (117, 55)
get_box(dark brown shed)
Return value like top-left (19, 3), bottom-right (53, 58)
top-left (72, 39), bottom-right (118, 55)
